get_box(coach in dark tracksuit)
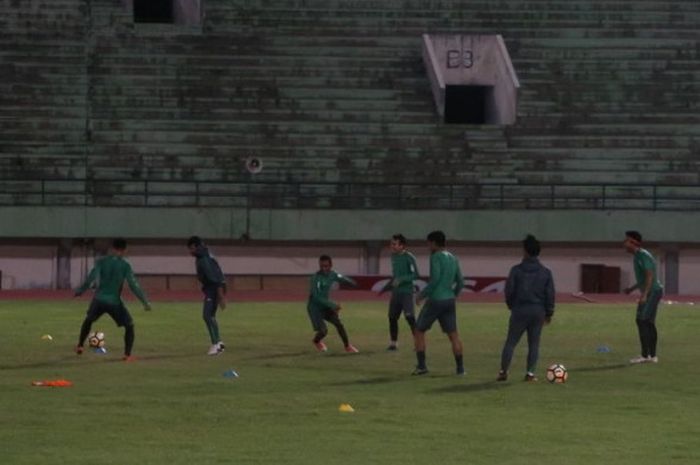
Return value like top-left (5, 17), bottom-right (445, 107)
top-left (497, 235), bottom-right (555, 382)
top-left (188, 236), bottom-right (227, 356)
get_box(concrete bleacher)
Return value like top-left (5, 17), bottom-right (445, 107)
top-left (0, 0), bottom-right (87, 205)
top-left (1, 0), bottom-right (699, 209)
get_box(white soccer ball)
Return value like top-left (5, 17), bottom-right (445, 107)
top-left (88, 331), bottom-right (105, 348)
top-left (546, 363), bottom-right (568, 384)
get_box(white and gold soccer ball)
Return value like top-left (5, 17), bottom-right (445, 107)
top-left (88, 331), bottom-right (105, 348)
top-left (546, 363), bottom-right (568, 384)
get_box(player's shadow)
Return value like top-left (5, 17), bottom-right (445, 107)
top-left (326, 374), bottom-right (406, 386)
top-left (327, 371), bottom-right (466, 386)
top-left (0, 355), bottom-right (77, 370)
top-left (102, 352), bottom-right (200, 363)
top-left (428, 380), bottom-right (512, 394)
top-left (569, 363), bottom-right (630, 373)
top-left (241, 351), bottom-right (309, 361)
top-left (325, 350), bottom-right (376, 358)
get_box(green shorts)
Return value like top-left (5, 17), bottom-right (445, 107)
top-left (416, 298), bottom-right (457, 333)
top-left (307, 304), bottom-right (340, 332)
top-left (389, 292), bottom-right (415, 320)
top-left (636, 288), bottom-right (663, 322)
top-left (86, 299), bottom-right (133, 327)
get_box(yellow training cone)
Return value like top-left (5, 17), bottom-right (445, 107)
top-left (41, 334), bottom-right (53, 341)
top-left (338, 403), bottom-right (355, 413)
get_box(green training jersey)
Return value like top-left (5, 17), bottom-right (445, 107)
top-left (308, 270), bottom-right (356, 310)
top-left (419, 250), bottom-right (464, 301)
top-left (75, 255), bottom-right (149, 306)
top-left (391, 251), bottom-right (419, 294)
top-left (633, 248), bottom-right (663, 292)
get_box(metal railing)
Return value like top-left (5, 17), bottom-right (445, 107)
top-left (1, 178), bottom-right (700, 210)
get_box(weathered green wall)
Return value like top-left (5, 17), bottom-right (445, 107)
top-left (2, 206), bottom-right (697, 243)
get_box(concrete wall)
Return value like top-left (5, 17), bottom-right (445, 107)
top-left (0, 240), bottom-right (685, 293)
top-left (2, 206), bottom-right (700, 244)
top-left (0, 207), bottom-right (695, 291)
top-left (679, 249), bottom-right (700, 295)
top-left (381, 244), bottom-right (645, 293)
top-left (0, 244), bottom-right (56, 289)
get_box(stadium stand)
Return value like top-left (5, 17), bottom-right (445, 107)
top-left (1, 0), bottom-right (699, 209)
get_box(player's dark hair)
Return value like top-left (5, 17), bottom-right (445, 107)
top-left (523, 234), bottom-right (540, 257)
top-left (392, 234), bottom-right (407, 246)
top-left (625, 230), bottom-right (642, 243)
top-left (426, 230), bottom-right (446, 247)
top-left (112, 238), bottom-right (127, 250)
top-left (187, 236), bottom-right (203, 247)
top-left (319, 254), bottom-right (332, 264)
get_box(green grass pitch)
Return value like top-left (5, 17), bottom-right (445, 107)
top-left (1, 299), bottom-right (699, 465)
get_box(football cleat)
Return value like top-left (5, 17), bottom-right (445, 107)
top-left (344, 344), bottom-right (360, 354)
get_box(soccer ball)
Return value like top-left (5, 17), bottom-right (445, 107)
top-left (88, 331), bottom-right (105, 348)
top-left (546, 363), bottom-right (568, 384)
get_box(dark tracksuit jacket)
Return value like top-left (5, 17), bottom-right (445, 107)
top-left (505, 257), bottom-right (555, 318)
top-left (501, 256), bottom-right (555, 373)
top-left (194, 246), bottom-right (226, 298)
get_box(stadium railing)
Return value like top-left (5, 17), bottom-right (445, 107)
top-left (1, 178), bottom-right (699, 210)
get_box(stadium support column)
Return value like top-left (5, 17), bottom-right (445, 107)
top-left (56, 239), bottom-right (72, 290)
top-left (365, 241), bottom-right (382, 275)
top-left (663, 245), bottom-right (679, 295)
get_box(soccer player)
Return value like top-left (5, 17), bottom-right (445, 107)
top-left (623, 230), bottom-right (663, 364)
top-left (187, 236), bottom-right (227, 355)
top-left (74, 238), bottom-right (151, 361)
top-left (381, 234), bottom-right (419, 350)
top-left (412, 231), bottom-right (465, 375)
top-left (497, 234), bottom-right (555, 382)
top-left (307, 255), bottom-right (359, 353)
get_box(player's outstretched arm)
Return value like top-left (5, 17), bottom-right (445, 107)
top-left (74, 262), bottom-right (100, 296)
top-left (125, 266), bottom-right (150, 310)
top-left (337, 273), bottom-right (358, 288)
